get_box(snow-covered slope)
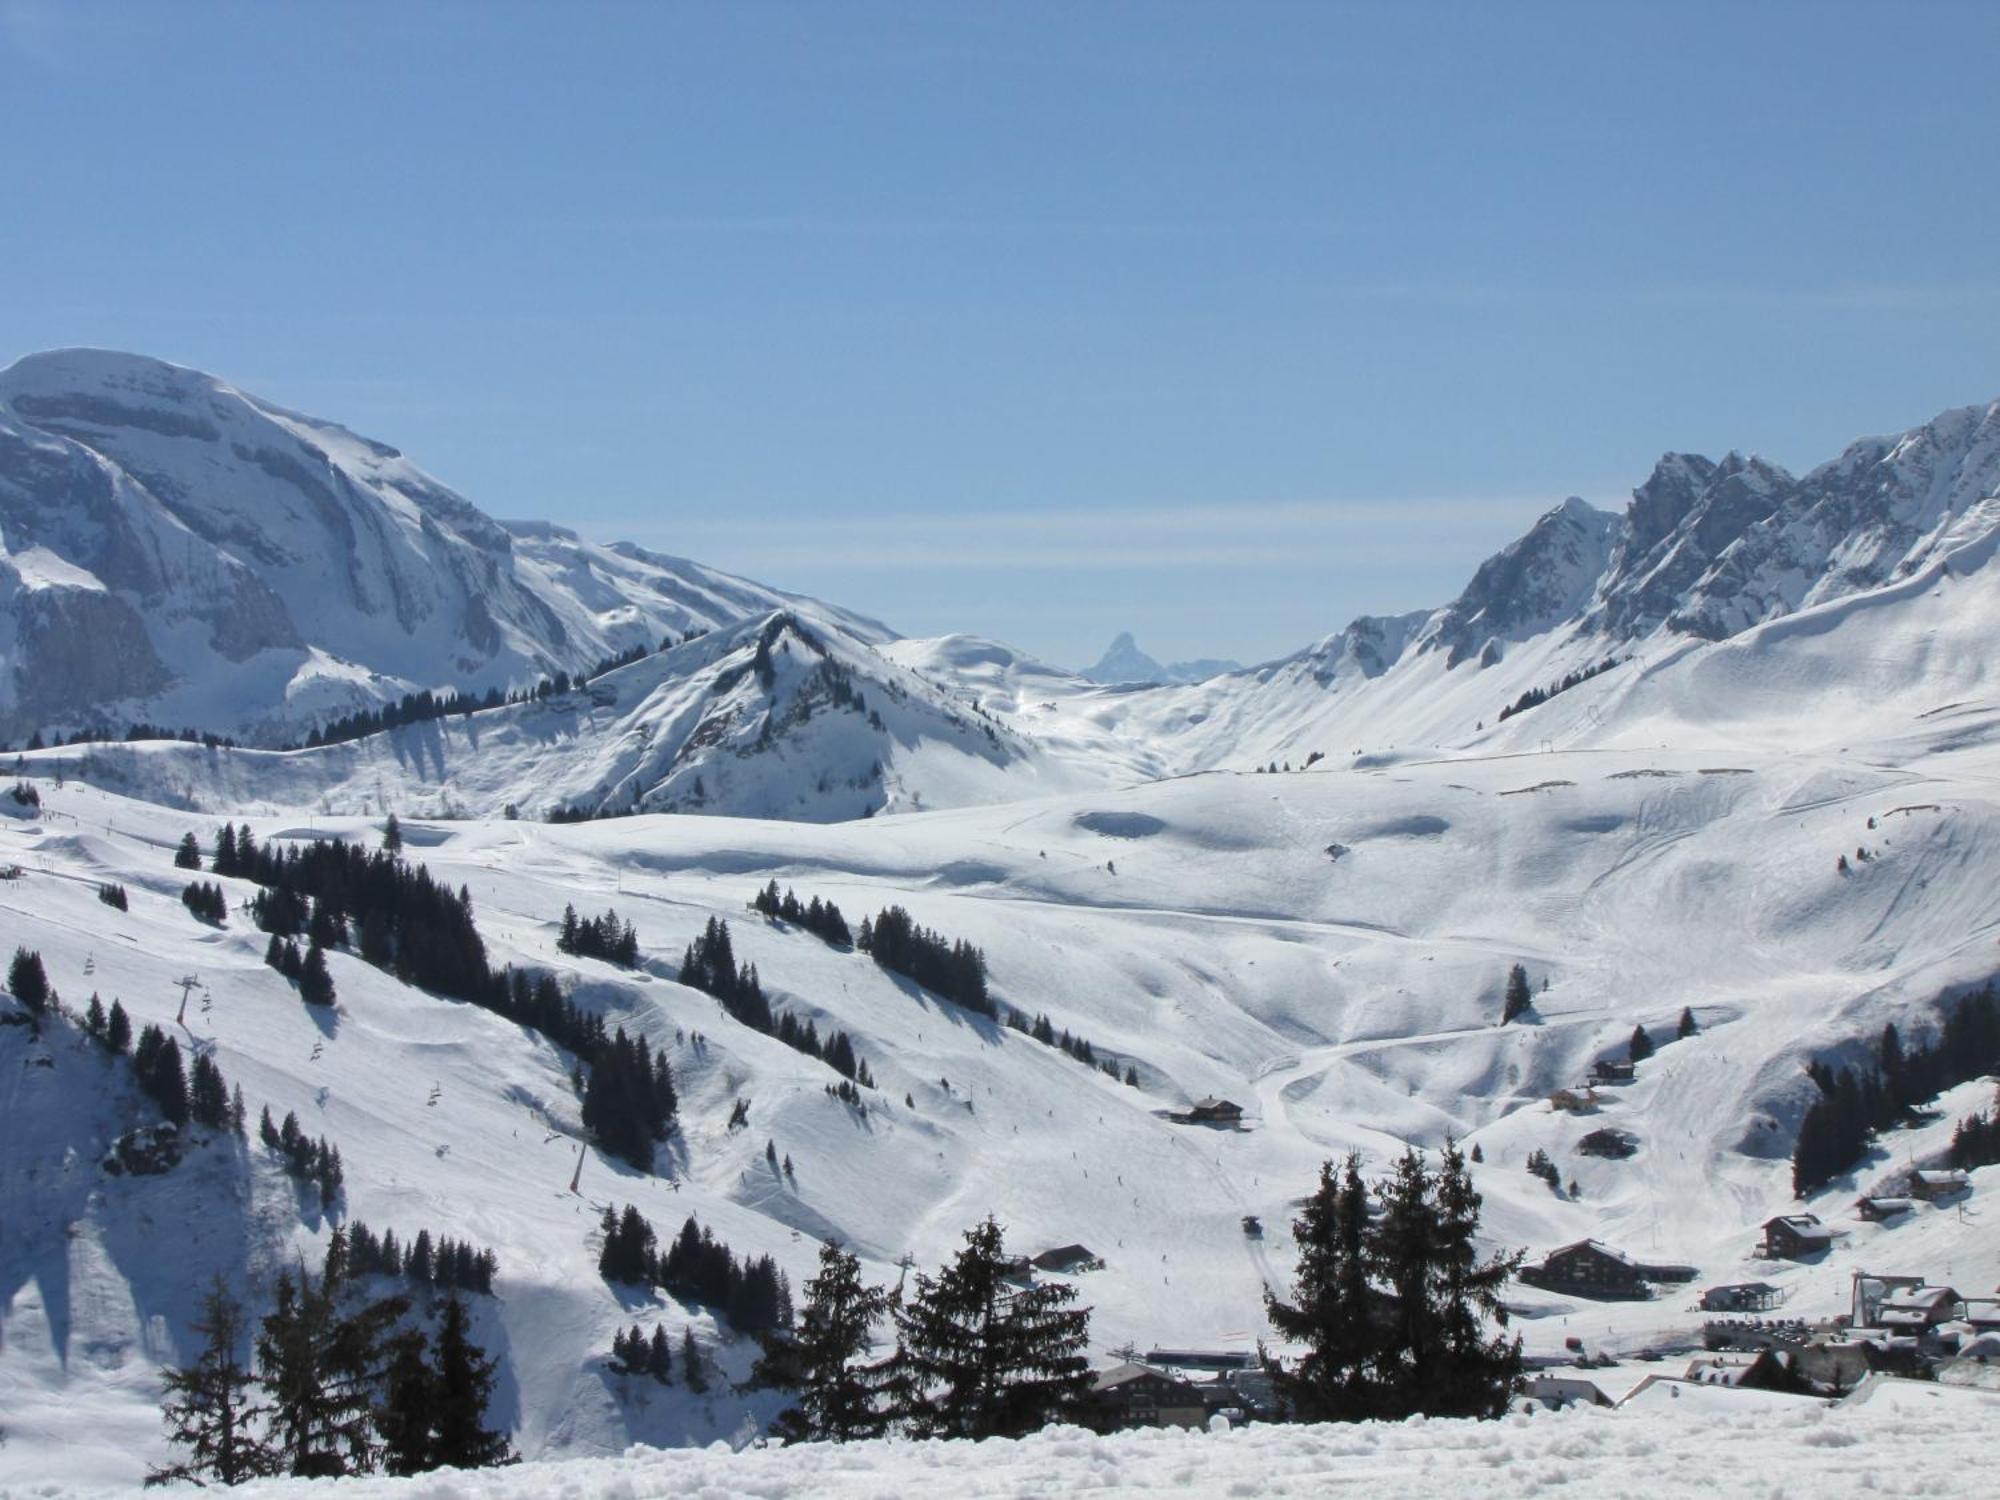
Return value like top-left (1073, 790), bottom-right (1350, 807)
top-left (1040, 397), bottom-right (2000, 777)
top-left (13, 611), bottom-right (1115, 823)
top-left (0, 350), bottom-right (887, 745)
top-left (6, 691), bottom-right (2000, 1483)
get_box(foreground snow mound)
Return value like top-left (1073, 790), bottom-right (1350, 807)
top-left (19, 1390), bottom-right (1995, 1499)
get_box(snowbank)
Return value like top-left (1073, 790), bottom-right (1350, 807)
top-left (18, 1389), bottom-right (1993, 1500)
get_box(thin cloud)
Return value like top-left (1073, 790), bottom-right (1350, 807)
top-left (613, 493), bottom-right (1593, 573)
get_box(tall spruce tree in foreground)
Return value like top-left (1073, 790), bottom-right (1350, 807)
top-left (1268, 1143), bottom-right (1522, 1422)
top-left (892, 1216), bottom-right (1092, 1439)
top-left (430, 1293), bottom-right (514, 1470)
top-left (256, 1233), bottom-right (410, 1477)
top-left (1264, 1152), bottom-right (1376, 1419)
top-left (148, 1276), bottom-right (273, 1487)
top-left (373, 1330), bottom-right (436, 1476)
top-left (763, 1242), bottom-right (896, 1443)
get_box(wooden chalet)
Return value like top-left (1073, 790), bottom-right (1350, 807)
top-left (1577, 1127), bottom-right (1638, 1159)
top-left (1907, 1168), bottom-right (1971, 1201)
top-left (1700, 1281), bottom-right (1782, 1313)
top-left (1854, 1196), bottom-right (1914, 1223)
top-left (1876, 1284), bottom-right (1964, 1332)
top-left (1519, 1240), bottom-right (1651, 1300)
top-left (1590, 1059), bottom-right (1636, 1085)
top-left (1684, 1350), bottom-right (1796, 1391)
top-left (1757, 1214), bottom-right (1834, 1260)
top-left (1184, 1096), bottom-right (1245, 1125)
top-left (1548, 1086), bottom-right (1600, 1114)
top-left (1088, 1363), bottom-right (1209, 1431)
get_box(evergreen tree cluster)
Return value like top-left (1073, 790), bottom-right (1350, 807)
top-left (1793, 987), bottom-right (2000, 1195)
top-left (98, 881), bottom-right (129, 910)
top-left (8, 946), bottom-right (52, 1013)
top-left (1003, 1006), bottom-right (1113, 1073)
top-left (751, 881), bottom-right (853, 947)
top-left (133, 1024), bottom-right (193, 1126)
top-left (182, 880), bottom-right (228, 925)
top-left (80, 993), bottom-right (134, 1053)
top-left (889, 1215), bottom-right (1093, 1439)
top-left (8, 779), bottom-right (41, 807)
top-left (597, 1205), bottom-right (794, 1339)
top-left (259, 1107), bottom-right (345, 1202)
top-left (1496, 656), bottom-right (1621, 723)
top-left (755, 1220), bottom-right (1094, 1445)
top-left (557, 903), bottom-right (641, 967)
top-left (1524, 1148), bottom-right (1561, 1191)
top-left (294, 636), bottom-right (684, 752)
top-left (608, 1324), bottom-right (675, 1383)
top-left (681, 917), bottom-right (871, 1083)
top-left (151, 1233), bottom-right (512, 1484)
top-left (238, 836), bottom-right (489, 1001)
top-left (857, 906), bottom-right (992, 1017)
top-left (1949, 1085), bottom-right (2000, 1170)
top-left (1266, 1144), bottom-right (1523, 1422)
top-left (347, 1221), bottom-right (498, 1296)
top-left (264, 934), bottom-right (337, 1006)
top-left (578, 1026), bottom-right (679, 1172)
top-left (11, 722), bottom-right (238, 757)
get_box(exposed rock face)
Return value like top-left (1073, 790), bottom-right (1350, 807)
top-left (1420, 399), bottom-right (2000, 662)
top-left (1423, 497), bottom-right (1622, 666)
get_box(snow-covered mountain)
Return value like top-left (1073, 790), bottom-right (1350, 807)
top-left (8, 368), bottom-right (2000, 1490)
top-left (0, 350), bottom-right (887, 746)
top-left (1079, 632), bottom-right (1241, 685)
top-left (37, 609), bottom-right (1113, 823)
top-left (1052, 397), bottom-right (2000, 776)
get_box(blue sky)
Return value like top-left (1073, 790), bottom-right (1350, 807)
top-left (5, 1), bottom-right (1999, 667)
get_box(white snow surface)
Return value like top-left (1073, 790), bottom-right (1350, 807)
top-left (5, 701), bottom-right (2000, 1485)
top-left (7, 379), bottom-right (2000, 1492)
top-left (9, 1386), bottom-right (1995, 1499)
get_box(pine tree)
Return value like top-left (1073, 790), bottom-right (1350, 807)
top-left (84, 993), bottom-right (107, 1038)
top-left (892, 1216), bottom-right (1092, 1439)
top-left (766, 1242), bottom-right (895, 1442)
top-left (1629, 1024), bottom-right (1655, 1063)
top-left (8, 947), bottom-right (50, 1013)
top-left (382, 814), bottom-right (402, 853)
top-left (647, 1324), bottom-right (674, 1383)
top-left (681, 1328), bottom-right (709, 1394)
top-left (256, 1243), bottom-right (409, 1477)
top-left (176, 832), bottom-right (203, 870)
top-left (373, 1329), bottom-right (436, 1476)
top-left (1501, 964), bottom-right (1532, 1024)
top-left (1264, 1153), bottom-right (1377, 1419)
top-left (430, 1294), bottom-right (513, 1470)
top-left (299, 943), bottom-right (336, 1007)
top-left (1677, 1006), bottom-right (1698, 1039)
top-left (1425, 1139), bottom-right (1525, 1418)
top-left (1268, 1145), bottom-right (1521, 1423)
top-left (150, 1275), bottom-right (274, 1486)
top-left (106, 998), bottom-right (132, 1053)
top-left (189, 1052), bottom-right (232, 1131)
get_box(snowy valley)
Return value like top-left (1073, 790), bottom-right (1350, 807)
top-left (5, 356), bottom-right (2000, 1491)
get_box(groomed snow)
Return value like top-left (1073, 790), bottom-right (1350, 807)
top-left (11, 1386), bottom-right (1993, 1500)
